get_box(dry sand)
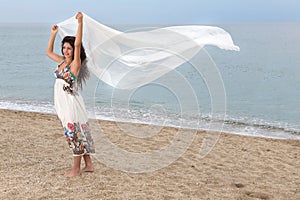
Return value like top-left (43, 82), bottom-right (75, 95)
top-left (0, 109), bottom-right (299, 199)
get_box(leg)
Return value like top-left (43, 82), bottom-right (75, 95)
top-left (82, 154), bottom-right (94, 173)
top-left (65, 155), bottom-right (82, 177)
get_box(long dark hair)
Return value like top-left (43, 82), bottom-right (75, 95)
top-left (61, 36), bottom-right (90, 89)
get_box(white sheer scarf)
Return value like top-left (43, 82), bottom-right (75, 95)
top-left (58, 13), bottom-right (239, 89)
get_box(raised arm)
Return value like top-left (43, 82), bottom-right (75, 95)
top-left (46, 25), bottom-right (64, 63)
top-left (72, 12), bottom-right (84, 76)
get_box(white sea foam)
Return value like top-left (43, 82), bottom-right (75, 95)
top-left (0, 100), bottom-right (55, 114)
top-left (1, 99), bottom-right (299, 140)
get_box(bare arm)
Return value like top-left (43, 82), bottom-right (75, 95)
top-left (72, 12), bottom-right (83, 76)
top-left (46, 25), bottom-right (64, 63)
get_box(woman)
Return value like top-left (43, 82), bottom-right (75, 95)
top-left (46, 12), bottom-right (95, 177)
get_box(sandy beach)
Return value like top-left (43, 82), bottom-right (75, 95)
top-left (0, 109), bottom-right (299, 199)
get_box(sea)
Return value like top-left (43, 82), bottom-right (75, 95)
top-left (0, 22), bottom-right (299, 140)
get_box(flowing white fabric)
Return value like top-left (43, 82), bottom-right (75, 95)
top-left (58, 13), bottom-right (239, 89)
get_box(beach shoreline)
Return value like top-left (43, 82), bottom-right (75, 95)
top-left (0, 109), bottom-right (299, 199)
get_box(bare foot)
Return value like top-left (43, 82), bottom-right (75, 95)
top-left (64, 168), bottom-right (82, 177)
top-left (82, 165), bottom-right (94, 173)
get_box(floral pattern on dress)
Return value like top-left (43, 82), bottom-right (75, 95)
top-left (54, 65), bottom-right (77, 95)
top-left (64, 122), bottom-right (95, 156)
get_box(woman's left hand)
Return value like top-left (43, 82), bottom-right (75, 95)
top-left (76, 12), bottom-right (83, 23)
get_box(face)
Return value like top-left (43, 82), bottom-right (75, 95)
top-left (62, 42), bottom-right (74, 59)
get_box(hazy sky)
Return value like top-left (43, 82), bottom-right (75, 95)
top-left (0, 0), bottom-right (299, 24)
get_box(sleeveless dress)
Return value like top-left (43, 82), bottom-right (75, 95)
top-left (54, 64), bottom-right (95, 156)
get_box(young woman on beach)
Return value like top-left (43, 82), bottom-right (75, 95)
top-left (46, 12), bottom-right (95, 177)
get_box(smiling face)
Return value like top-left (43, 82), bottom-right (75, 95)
top-left (62, 42), bottom-right (74, 60)
top-left (61, 36), bottom-right (76, 61)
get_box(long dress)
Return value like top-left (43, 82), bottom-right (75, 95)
top-left (54, 64), bottom-right (95, 156)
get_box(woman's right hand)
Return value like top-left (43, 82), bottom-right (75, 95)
top-left (51, 25), bottom-right (58, 34)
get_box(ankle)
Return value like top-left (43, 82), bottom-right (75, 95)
top-left (71, 166), bottom-right (81, 171)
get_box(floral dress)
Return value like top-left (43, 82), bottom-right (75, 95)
top-left (54, 64), bottom-right (95, 156)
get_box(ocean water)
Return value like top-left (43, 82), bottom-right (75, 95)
top-left (0, 23), bottom-right (299, 140)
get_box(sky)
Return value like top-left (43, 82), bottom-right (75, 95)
top-left (0, 0), bottom-right (299, 24)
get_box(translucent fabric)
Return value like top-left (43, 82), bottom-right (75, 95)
top-left (58, 13), bottom-right (239, 89)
